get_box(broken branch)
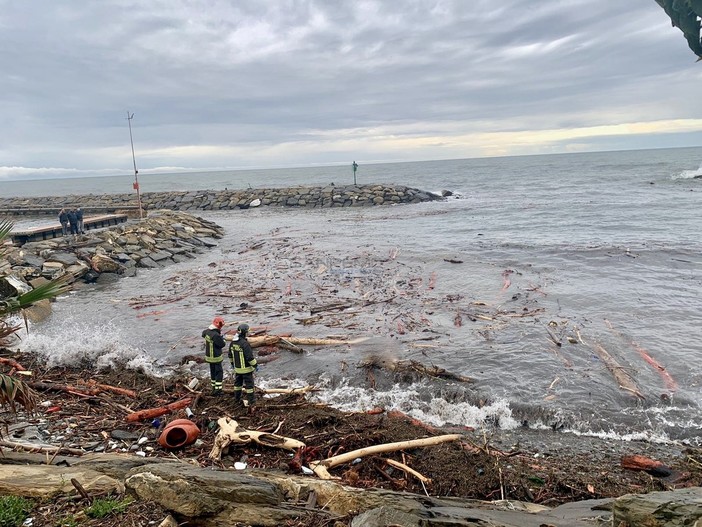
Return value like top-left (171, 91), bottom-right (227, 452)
top-left (385, 458), bottom-right (431, 484)
top-left (309, 434), bottom-right (462, 479)
top-left (125, 398), bottom-right (192, 423)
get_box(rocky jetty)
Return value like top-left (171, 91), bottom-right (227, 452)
top-left (0, 184), bottom-right (442, 214)
top-left (1, 211), bottom-right (223, 319)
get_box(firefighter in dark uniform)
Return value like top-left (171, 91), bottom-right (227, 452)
top-left (228, 323), bottom-right (258, 406)
top-left (202, 316), bottom-right (226, 395)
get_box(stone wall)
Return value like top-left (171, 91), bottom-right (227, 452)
top-left (0, 184), bottom-right (442, 214)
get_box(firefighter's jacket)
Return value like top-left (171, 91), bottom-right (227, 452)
top-left (202, 326), bottom-right (226, 363)
top-left (228, 335), bottom-right (257, 374)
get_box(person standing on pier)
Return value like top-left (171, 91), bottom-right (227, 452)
top-left (76, 207), bottom-right (84, 234)
top-left (67, 208), bottom-right (79, 237)
top-left (58, 208), bottom-right (69, 236)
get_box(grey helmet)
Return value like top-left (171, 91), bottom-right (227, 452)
top-left (237, 323), bottom-right (250, 335)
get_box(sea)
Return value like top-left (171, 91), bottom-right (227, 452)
top-left (3, 146), bottom-right (702, 446)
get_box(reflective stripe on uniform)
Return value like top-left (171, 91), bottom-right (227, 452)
top-left (230, 344), bottom-right (255, 373)
top-left (204, 335), bottom-right (223, 363)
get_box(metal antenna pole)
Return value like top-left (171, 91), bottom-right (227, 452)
top-left (127, 111), bottom-right (143, 219)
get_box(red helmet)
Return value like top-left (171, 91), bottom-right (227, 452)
top-left (212, 317), bottom-right (225, 329)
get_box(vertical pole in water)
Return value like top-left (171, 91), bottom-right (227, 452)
top-left (352, 160), bottom-right (358, 185)
top-left (127, 111), bottom-right (143, 219)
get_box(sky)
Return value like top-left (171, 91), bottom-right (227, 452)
top-left (0, 0), bottom-right (701, 180)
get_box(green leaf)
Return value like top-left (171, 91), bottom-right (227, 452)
top-left (0, 373), bottom-right (36, 414)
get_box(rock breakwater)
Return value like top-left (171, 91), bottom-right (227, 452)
top-left (0, 184), bottom-right (442, 214)
top-left (1, 211), bottom-right (223, 319)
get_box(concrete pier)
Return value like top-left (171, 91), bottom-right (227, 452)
top-left (10, 214), bottom-right (128, 245)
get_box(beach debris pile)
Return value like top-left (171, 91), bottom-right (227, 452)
top-left (1, 352), bottom-right (702, 526)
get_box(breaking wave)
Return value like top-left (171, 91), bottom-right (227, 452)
top-left (672, 164), bottom-right (702, 179)
top-left (309, 376), bottom-right (520, 430)
top-left (20, 319), bottom-right (160, 375)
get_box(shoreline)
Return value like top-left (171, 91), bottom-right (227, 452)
top-left (3, 201), bottom-right (702, 524)
top-left (1, 356), bottom-right (701, 526)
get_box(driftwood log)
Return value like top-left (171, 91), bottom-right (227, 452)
top-left (384, 458), bottom-right (431, 484)
top-left (308, 434), bottom-right (462, 479)
top-left (79, 380), bottom-right (137, 398)
top-left (27, 380), bottom-right (136, 399)
top-left (209, 417), bottom-right (305, 460)
top-left (125, 398), bottom-right (192, 423)
top-left (359, 357), bottom-right (473, 383)
top-left (247, 335), bottom-right (367, 353)
top-left (260, 386), bottom-right (317, 395)
top-left (621, 455), bottom-right (674, 478)
top-left (0, 357), bottom-right (28, 371)
top-left (593, 344), bottom-right (645, 400)
top-left (0, 440), bottom-right (85, 456)
top-left (605, 319), bottom-right (678, 393)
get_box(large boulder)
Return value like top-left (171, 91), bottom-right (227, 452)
top-left (90, 253), bottom-right (121, 273)
top-left (612, 487), bottom-right (702, 526)
top-left (23, 299), bottom-right (52, 323)
top-left (45, 252), bottom-right (79, 267)
top-left (125, 463), bottom-right (300, 525)
top-left (123, 463), bottom-right (610, 527)
top-left (0, 275), bottom-right (31, 296)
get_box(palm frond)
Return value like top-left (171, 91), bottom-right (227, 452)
top-left (16, 277), bottom-right (71, 307)
top-left (0, 218), bottom-right (41, 418)
top-left (0, 219), bottom-right (12, 244)
top-left (0, 277), bottom-right (71, 318)
top-left (0, 373), bottom-right (36, 414)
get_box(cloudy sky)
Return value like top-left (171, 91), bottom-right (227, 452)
top-left (0, 0), bottom-right (701, 180)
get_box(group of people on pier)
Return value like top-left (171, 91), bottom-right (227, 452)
top-left (57, 207), bottom-right (84, 236)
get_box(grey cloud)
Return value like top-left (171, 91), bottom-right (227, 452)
top-left (0, 0), bottom-right (700, 174)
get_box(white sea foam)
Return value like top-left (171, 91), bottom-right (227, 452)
top-left (672, 164), bottom-right (702, 179)
top-left (309, 376), bottom-right (519, 430)
top-left (20, 320), bottom-right (160, 375)
top-left (563, 428), bottom-right (674, 445)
